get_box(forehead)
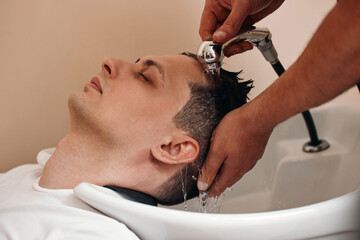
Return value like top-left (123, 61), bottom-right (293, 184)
top-left (146, 54), bottom-right (208, 87)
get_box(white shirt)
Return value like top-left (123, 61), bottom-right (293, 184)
top-left (0, 148), bottom-right (140, 240)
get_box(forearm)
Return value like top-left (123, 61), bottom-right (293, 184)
top-left (250, 0), bottom-right (360, 128)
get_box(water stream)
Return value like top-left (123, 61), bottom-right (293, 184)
top-left (178, 165), bottom-right (231, 213)
top-left (178, 164), bottom-right (188, 210)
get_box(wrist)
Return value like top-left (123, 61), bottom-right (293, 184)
top-left (234, 98), bottom-right (277, 133)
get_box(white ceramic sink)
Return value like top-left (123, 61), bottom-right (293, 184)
top-left (74, 104), bottom-right (360, 240)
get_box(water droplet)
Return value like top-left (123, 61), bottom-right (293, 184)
top-left (199, 190), bottom-right (208, 213)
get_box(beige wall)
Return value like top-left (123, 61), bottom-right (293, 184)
top-left (2, 0), bottom-right (356, 172)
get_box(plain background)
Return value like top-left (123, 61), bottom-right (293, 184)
top-left (0, 0), bottom-right (358, 172)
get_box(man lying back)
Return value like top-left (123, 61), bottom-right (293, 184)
top-left (0, 52), bottom-right (252, 239)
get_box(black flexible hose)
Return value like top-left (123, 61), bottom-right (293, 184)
top-left (271, 61), bottom-right (286, 76)
top-left (271, 61), bottom-right (321, 146)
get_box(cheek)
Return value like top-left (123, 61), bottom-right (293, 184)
top-left (99, 86), bottom-right (173, 136)
top-left (102, 85), bottom-right (158, 119)
top-left (96, 80), bottom-right (187, 144)
top-left (104, 82), bottom-right (182, 119)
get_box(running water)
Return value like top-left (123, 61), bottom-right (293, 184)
top-left (197, 188), bottom-right (231, 213)
top-left (178, 167), bottom-right (230, 212)
top-left (178, 164), bottom-right (188, 210)
top-left (199, 190), bottom-right (208, 213)
top-left (208, 195), bottom-right (222, 213)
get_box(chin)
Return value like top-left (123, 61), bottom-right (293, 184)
top-left (68, 92), bottom-right (96, 127)
top-left (67, 92), bottom-right (110, 140)
top-left (68, 92), bottom-right (88, 115)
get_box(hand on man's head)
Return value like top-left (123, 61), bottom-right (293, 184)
top-left (197, 103), bottom-right (274, 197)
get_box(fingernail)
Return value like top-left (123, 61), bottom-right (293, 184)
top-left (213, 30), bottom-right (227, 40)
top-left (197, 181), bottom-right (209, 191)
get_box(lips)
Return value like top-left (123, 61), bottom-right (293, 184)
top-left (89, 77), bottom-right (103, 94)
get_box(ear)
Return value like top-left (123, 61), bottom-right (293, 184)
top-left (150, 133), bottom-right (200, 165)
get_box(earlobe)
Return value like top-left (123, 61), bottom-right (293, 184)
top-left (151, 135), bottom-right (199, 165)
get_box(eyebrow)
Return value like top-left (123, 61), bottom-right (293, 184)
top-left (135, 58), bottom-right (166, 86)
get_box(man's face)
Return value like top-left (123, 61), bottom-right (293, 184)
top-left (69, 55), bottom-right (207, 152)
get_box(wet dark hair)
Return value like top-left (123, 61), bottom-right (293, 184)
top-left (156, 52), bottom-right (253, 205)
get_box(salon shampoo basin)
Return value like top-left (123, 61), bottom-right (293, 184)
top-left (74, 183), bottom-right (360, 240)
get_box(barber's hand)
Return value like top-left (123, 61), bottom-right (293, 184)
top-left (197, 103), bottom-right (274, 196)
top-left (199, 0), bottom-right (284, 56)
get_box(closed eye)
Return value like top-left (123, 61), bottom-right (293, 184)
top-left (138, 72), bottom-right (150, 82)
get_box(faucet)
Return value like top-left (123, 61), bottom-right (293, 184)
top-left (197, 27), bottom-right (278, 75)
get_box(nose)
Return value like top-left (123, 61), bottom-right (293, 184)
top-left (101, 57), bottom-right (129, 79)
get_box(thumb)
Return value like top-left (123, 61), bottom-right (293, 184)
top-left (197, 145), bottom-right (226, 191)
top-left (213, 1), bottom-right (250, 43)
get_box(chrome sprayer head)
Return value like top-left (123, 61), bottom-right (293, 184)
top-left (197, 27), bottom-right (279, 74)
top-left (196, 41), bottom-right (223, 75)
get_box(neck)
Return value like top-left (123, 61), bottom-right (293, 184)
top-left (39, 132), bottom-right (111, 189)
top-left (38, 131), bottom-right (168, 195)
